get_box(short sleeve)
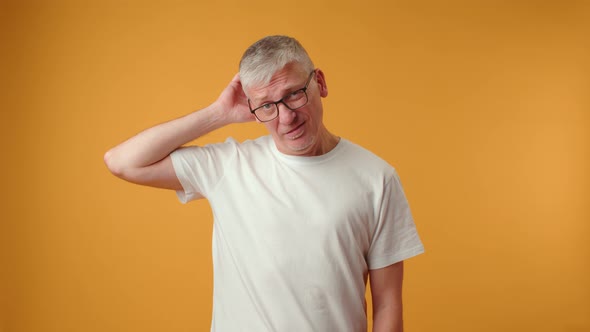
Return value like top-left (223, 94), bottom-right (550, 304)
top-left (170, 137), bottom-right (239, 203)
top-left (367, 171), bottom-right (424, 269)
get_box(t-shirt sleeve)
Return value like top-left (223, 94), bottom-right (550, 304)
top-left (367, 170), bottom-right (425, 269)
top-left (170, 138), bottom-right (238, 204)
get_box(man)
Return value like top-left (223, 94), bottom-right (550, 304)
top-left (105, 35), bottom-right (424, 332)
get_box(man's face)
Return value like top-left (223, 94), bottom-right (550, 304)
top-left (245, 63), bottom-right (329, 156)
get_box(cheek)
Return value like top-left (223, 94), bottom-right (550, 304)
top-left (306, 105), bottom-right (322, 121)
top-left (263, 122), bottom-right (279, 135)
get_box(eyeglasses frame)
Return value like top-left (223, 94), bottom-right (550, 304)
top-left (247, 70), bottom-right (316, 122)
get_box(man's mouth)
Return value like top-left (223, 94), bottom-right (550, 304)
top-left (284, 122), bottom-right (305, 139)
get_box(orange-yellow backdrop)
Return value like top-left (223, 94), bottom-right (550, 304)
top-left (2, 1), bottom-right (589, 331)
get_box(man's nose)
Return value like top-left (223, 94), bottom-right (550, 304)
top-left (278, 103), bottom-right (296, 124)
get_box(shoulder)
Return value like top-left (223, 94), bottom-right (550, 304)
top-left (171, 136), bottom-right (273, 166)
top-left (240, 135), bottom-right (272, 150)
top-left (338, 138), bottom-right (397, 178)
top-left (233, 135), bottom-right (273, 159)
top-left (171, 137), bottom-right (238, 160)
top-left (173, 136), bottom-right (270, 154)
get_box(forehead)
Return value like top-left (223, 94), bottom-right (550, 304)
top-left (246, 65), bottom-right (308, 104)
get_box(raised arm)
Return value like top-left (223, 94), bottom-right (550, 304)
top-left (104, 74), bottom-right (254, 189)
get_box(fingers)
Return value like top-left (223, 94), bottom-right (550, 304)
top-left (229, 73), bottom-right (245, 94)
top-left (232, 73), bottom-right (248, 100)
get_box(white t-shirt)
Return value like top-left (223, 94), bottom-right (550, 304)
top-left (171, 136), bottom-right (424, 332)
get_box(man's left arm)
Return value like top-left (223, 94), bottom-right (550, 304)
top-left (369, 261), bottom-right (404, 332)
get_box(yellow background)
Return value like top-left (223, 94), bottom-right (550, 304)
top-left (2, 1), bottom-right (589, 331)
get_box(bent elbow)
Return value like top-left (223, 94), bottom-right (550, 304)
top-left (104, 149), bottom-right (125, 178)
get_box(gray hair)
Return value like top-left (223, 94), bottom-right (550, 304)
top-left (239, 35), bottom-right (315, 89)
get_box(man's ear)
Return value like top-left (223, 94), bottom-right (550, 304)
top-left (315, 68), bottom-right (328, 98)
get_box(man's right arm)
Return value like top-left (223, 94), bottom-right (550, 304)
top-left (103, 74), bottom-right (254, 190)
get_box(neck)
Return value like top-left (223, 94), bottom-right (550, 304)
top-left (309, 126), bottom-right (340, 156)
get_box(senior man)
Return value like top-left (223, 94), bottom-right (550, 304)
top-left (105, 35), bottom-right (424, 332)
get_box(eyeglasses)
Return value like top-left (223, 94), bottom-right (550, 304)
top-left (248, 70), bottom-right (315, 122)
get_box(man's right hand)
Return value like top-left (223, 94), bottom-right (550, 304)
top-left (213, 73), bottom-right (256, 124)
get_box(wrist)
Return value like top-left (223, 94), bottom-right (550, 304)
top-left (200, 102), bottom-right (232, 128)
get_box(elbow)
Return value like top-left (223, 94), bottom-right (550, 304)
top-left (104, 149), bottom-right (142, 183)
top-left (104, 149), bottom-right (125, 178)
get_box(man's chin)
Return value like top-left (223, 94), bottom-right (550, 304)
top-left (280, 136), bottom-right (316, 156)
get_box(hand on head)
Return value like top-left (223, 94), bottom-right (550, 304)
top-left (214, 73), bottom-right (256, 124)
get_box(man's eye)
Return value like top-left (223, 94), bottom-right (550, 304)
top-left (286, 90), bottom-right (303, 100)
top-left (261, 103), bottom-right (273, 110)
